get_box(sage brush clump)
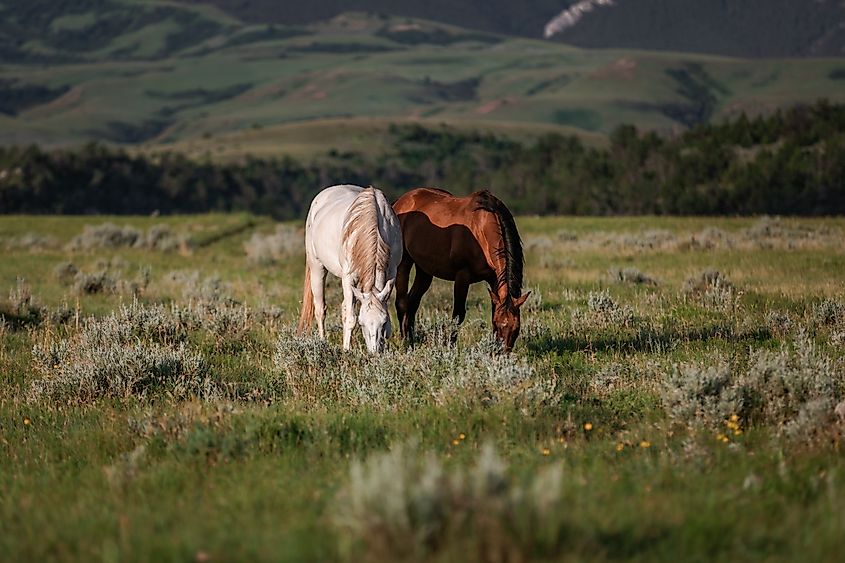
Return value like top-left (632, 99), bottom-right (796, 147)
top-left (683, 269), bottom-right (736, 312)
top-left (67, 223), bottom-right (190, 252)
top-left (571, 289), bottom-right (636, 328)
top-left (333, 443), bottom-right (569, 560)
top-left (662, 333), bottom-right (844, 438)
top-left (812, 298), bottom-right (845, 327)
top-left (663, 361), bottom-right (741, 427)
top-left (244, 225), bottom-right (302, 264)
top-left (273, 331), bottom-right (555, 409)
top-left (30, 302), bottom-right (217, 404)
top-left (608, 267), bottom-right (657, 286)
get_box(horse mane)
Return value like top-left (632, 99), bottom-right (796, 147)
top-left (474, 190), bottom-right (524, 299)
top-left (342, 187), bottom-right (390, 293)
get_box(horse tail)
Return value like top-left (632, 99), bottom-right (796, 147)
top-left (297, 261), bottom-right (314, 334)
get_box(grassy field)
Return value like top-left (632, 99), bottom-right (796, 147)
top-left (1, 213), bottom-right (845, 561)
top-left (2, 6), bottom-right (845, 157)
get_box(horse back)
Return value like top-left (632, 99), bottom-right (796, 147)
top-left (393, 188), bottom-right (498, 282)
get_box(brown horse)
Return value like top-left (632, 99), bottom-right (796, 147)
top-left (393, 188), bottom-right (529, 352)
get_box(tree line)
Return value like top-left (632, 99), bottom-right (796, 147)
top-left (1, 100), bottom-right (844, 218)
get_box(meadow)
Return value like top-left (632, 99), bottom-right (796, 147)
top-left (1, 213), bottom-right (844, 561)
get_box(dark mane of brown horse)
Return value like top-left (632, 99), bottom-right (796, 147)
top-left (473, 190), bottom-right (524, 299)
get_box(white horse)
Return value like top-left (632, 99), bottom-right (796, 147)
top-left (297, 184), bottom-right (403, 353)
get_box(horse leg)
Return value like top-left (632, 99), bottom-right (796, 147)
top-left (341, 275), bottom-right (356, 351)
top-left (405, 268), bottom-right (433, 342)
top-left (310, 262), bottom-right (328, 339)
top-left (395, 253), bottom-right (413, 340)
top-left (450, 271), bottom-right (471, 345)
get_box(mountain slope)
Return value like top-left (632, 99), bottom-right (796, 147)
top-left (551, 0), bottom-right (845, 58)
top-left (1, 8), bottom-right (845, 155)
top-left (175, 0), bottom-right (845, 57)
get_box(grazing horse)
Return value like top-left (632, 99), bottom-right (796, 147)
top-left (297, 184), bottom-right (403, 353)
top-left (393, 188), bottom-right (529, 352)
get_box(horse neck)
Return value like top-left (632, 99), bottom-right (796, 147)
top-left (477, 216), bottom-right (510, 300)
top-left (344, 190), bottom-right (389, 292)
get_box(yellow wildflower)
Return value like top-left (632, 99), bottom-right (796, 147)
top-left (23, 417), bottom-right (31, 426)
top-left (583, 422), bottom-right (593, 431)
top-left (616, 442), bottom-right (624, 452)
top-left (639, 440), bottom-right (651, 449)
top-left (542, 448), bottom-right (551, 456)
top-left (459, 433), bottom-right (466, 440)
top-left (451, 439), bottom-right (459, 446)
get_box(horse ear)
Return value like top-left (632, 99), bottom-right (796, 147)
top-left (513, 292), bottom-right (531, 308)
top-left (376, 279), bottom-right (395, 302)
top-left (487, 287), bottom-right (501, 305)
top-left (351, 286), bottom-right (365, 302)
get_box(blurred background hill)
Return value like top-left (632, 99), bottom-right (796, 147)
top-left (1, 0), bottom-right (844, 216)
top-left (2, 0), bottom-right (845, 153)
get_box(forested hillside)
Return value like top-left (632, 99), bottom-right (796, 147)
top-left (2, 102), bottom-right (843, 217)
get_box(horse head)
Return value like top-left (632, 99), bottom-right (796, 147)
top-left (488, 288), bottom-right (530, 353)
top-left (352, 279), bottom-right (395, 353)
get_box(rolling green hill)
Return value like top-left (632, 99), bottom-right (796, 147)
top-left (1, 3), bottom-right (845, 158)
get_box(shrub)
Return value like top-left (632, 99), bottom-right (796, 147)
top-left (812, 298), bottom-right (845, 327)
top-left (67, 223), bottom-right (142, 250)
top-left (167, 271), bottom-right (235, 304)
top-left (764, 309), bottom-right (793, 336)
top-left (272, 330), bottom-right (556, 410)
top-left (243, 225), bottom-right (302, 264)
top-left (661, 333), bottom-right (844, 438)
top-left (30, 302), bottom-right (217, 404)
top-left (3, 232), bottom-right (58, 251)
top-left (739, 333), bottom-right (842, 439)
top-left (608, 267), bottom-right (657, 286)
top-left (3, 278), bottom-right (44, 327)
top-left (662, 360), bottom-right (740, 427)
top-left (142, 224), bottom-right (191, 252)
top-left (333, 443), bottom-right (569, 560)
top-left (72, 270), bottom-right (117, 294)
top-left (67, 223), bottom-right (190, 252)
top-left (53, 261), bottom-right (78, 284)
top-left (686, 227), bottom-right (734, 250)
top-left (683, 269), bottom-right (737, 313)
top-left (682, 269), bottom-right (732, 296)
top-left (583, 290), bottom-right (636, 327)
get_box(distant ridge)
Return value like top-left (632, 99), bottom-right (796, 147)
top-left (176, 0), bottom-right (845, 57)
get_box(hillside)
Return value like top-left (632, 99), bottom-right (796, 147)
top-left (1, 4), bottom-right (845, 155)
top-left (177, 0), bottom-right (845, 58)
top-left (552, 0), bottom-right (845, 58)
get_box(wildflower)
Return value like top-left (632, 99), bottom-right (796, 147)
top-left (583, 422), bottom-right (593, 431)
top-left (23, 417), bottom-right (31, 426)
top-left (730, 414), bottom-right (739, 422)
top-left (542, 448), bottom-right (551, 456)
top-left (451, 439), bottom-right (459, 446)
top-left (459, 433), bottom-right (466, 440)
top-left (716, 433), bottom-right (729, 443)
top-left (615, 442), bottom-right (624, 452)
top-left (639, 440), bottom-right (651, 449)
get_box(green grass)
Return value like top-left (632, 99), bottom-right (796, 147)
top-left (1, 214), bottom-right (844, 561)
top-left (2, 9), bottom-right (845, 156)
